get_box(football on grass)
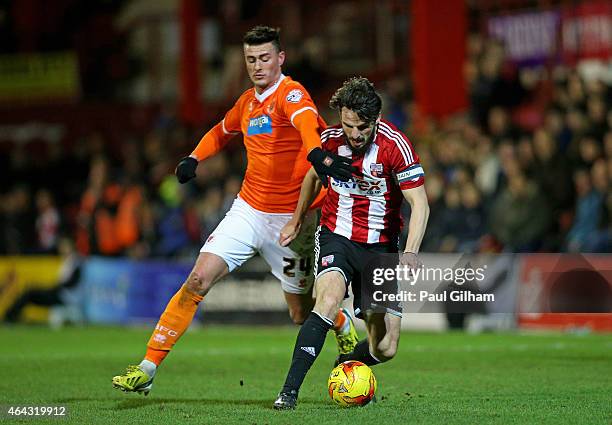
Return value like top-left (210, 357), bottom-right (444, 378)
top-left (328, 360), bottom-right (377, 407)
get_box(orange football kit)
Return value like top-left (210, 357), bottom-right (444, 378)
top-left (192, 75), bottom-right (327, 212)
top-left (145, 75), bottom-right (329, 363)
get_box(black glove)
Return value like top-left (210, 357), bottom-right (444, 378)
top-left (175, 156), bottom-right (198, 184)
top-left (307, 148), bottom-right (354, 188)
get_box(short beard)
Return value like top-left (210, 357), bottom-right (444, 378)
top-left (346, 124), bottom-right (376, 155)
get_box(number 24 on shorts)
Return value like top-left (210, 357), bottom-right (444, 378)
top-left (282, 257), bottom-right (312, 277)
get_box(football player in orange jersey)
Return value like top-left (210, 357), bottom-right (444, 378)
top-left (112, 26), bottom-right (358, 395)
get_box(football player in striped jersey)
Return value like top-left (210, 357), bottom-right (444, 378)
top-left (274, 77), bottom-right (429, 409)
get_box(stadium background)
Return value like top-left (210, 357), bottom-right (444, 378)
top-left (0, 1), bottom-right (610, 423)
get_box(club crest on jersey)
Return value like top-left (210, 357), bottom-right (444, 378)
top-left (266, 100), bottom-right (275, 114)
top-left (322, 255), bottom-right (334, 266)
top-left (247, 114), bottom-right (273, 135)
top-left (370, 163), bottom-right (383, 177)
top-left (286, 89), bottom-right (303, 103)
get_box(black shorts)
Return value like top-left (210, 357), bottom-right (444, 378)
top-left (314, 226), bottom-right (402, 319)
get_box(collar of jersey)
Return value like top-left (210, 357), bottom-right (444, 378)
top-left (372, 122), bottom-right (380, 143)
top-left (254, 74), bottom-right (286, 103)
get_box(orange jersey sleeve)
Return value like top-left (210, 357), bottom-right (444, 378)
top-left (279, 81), bottom-right (326, 152)
top-left (290, 106), bottom-right (328, 210)
top-left (292, 110), bottom-right (323, 153)
top-left (190, 95), bottom-right (243, 161)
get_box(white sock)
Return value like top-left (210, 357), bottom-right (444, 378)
top-left (139, 359), bottom-right (157, 377)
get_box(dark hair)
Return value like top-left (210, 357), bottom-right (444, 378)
top-left (329, 77), bottom-right (382, 124)
top-left (243, 26), bottom-right (282, 52)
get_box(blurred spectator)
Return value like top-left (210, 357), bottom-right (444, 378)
top-left (382, 77), bottom-right (412, 130)
top-left (587, 96), bottom-right (608, 141)
top-left (473, 135), bottom-right (500, 197)
top-left (468, 37), bottom-right (526, 129)
top-left (543, 108), bottom-right (572, 152)
top-left (516, 135), bottom-right (535, 175)
top-left (489, 173), bottom-right (551, 252)
top-left (222, 176), bottom-right (242, 213)
top-left (154, 176), bottom-right (194, 257)
top-left (3, 237), bottom-right (82, 325)
top-left (197, 187), bottom-right (225, 241)
top-left (35, 189), bottom-right (61, 254)
top-left (1, 186), bottom-right (35, 254)
top-left (457, 182), bottom-right (485, 253)
top-left (566, 168), bottom-right (606, 252)
top-left (75, 156), bottom-right (144, 256)
top-left (532, 128), bottom-right (574, 249)
top-left (437, 186), bottom-right (463, 253)
top-left (567, 72), bottom-right (586, 108)
top-left (565, 108), bottom-right (588, 147)
top-left (575, 135), bottom-right (602, 169)
top-left (420, 172), bottom-right (445, 252)
top-left (495, 143), bottom-right (522, 193)
top-left (488, 107), bottom-right (519, 145)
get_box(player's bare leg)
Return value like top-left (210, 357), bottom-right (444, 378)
top-left (312, 271), bottom-right (346, 318)
top-left (183, 252), bottom-right (230, 296)
top-left (112, 252), bottom-right (229, 394)
top-left (274, 271), bottom-right (346, 409)
top-left (364, 312), bottom-right (401, 361)
top-left (283, 290), bottom-right (314, 325)
top-left (284, 283), bottom-right (357, 355)
top-left (337, 311), bottom-right (401, 365)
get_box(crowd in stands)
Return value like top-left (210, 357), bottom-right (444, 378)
top-left (417, 35), bottom-right (611, 253)
top-left (1, 34), bottom-right (610, 258)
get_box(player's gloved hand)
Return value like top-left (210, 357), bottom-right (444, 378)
top-left (175, 156), bottom-right (198, 184)
top-left (307, 148), bottom-right (355, 188)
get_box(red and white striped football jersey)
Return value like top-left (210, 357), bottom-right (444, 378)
top-left (320, 119), bottom-right (424, 244)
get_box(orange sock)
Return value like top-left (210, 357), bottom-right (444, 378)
top-left (144, 284), bottom-right (203, 366)
top-left (333, 308), bottom-right (346, 332)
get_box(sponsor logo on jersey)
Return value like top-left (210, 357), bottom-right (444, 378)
top-left (331, 176), bottom-right (387, 197)
top-left (370, 163), bottom-right (383, 177)
top-left (322, 254), bottom-right (334, 266)
top-left (247, 114), bottom-right (273, 135)
top-left (286, 89), bottom-right (303, 103)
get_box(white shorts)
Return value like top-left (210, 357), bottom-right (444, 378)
top-left (201, 197), bottom-right (318, 294)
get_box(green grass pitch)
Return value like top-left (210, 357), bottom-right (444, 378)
top-left (0, 326), bottom-right (610, 424)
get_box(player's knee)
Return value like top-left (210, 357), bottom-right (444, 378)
top-left (314, 292), bottom-right (341, 318)
top-left (184, 271), bottom-right (213, 296)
